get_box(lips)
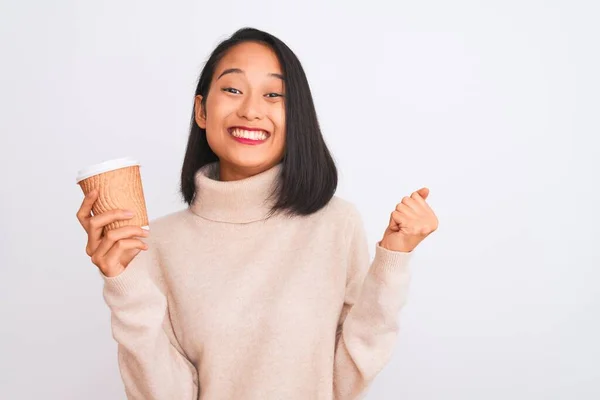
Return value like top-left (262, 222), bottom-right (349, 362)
top-left (228, 127), bottom-right (271, 142)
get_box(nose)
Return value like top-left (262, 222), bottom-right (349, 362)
top-left (236, 92), bottom-right (264, 121)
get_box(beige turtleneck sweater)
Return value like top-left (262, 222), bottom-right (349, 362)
top-left (102, 162), bottom-right (413, 400)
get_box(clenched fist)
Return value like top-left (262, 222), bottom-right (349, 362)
top-left (380, 187), bottom-right (438, 253)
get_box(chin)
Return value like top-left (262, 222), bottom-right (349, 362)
top-left (224, 153), bottom-right (279, 171)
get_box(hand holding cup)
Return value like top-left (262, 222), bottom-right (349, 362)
top-left (75, 157), bottom-right (151, 277)
top-left (77, 190), bottom-right (149, 277)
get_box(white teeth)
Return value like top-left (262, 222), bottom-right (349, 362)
top-left (231, 128), bottom-right (268, 141)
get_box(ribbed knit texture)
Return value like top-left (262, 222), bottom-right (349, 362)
top-left (102, 162), bottom-right (413, 400)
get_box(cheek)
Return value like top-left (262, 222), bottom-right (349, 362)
top-left (206, 92), bottom-right (236, 126)
top-left (204, 103), bottom-right (227, 150)
top-left (204, 119), bottom-right (223, 149)
top-left (274, 107), bottom-right (286, 135)
top-left (204, 100), bottom-right (234, 143)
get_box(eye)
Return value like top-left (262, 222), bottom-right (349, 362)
top-left (265, 93), bottom-right (284, 98)
top-left (222, 87), bottom-right (242, 95)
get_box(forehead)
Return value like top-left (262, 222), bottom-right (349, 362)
top-left (215, 42), bottom-right (282, 76)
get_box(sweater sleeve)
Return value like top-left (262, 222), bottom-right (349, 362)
top-left (102, 237), bottom-right (198, 400)
top-left (333, 207), bottom-right (413, 399)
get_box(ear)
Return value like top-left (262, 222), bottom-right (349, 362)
top-left (194, 95), bottom-right (207, 129)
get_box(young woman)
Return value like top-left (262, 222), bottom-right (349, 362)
top-left (77, 27), bottom-right (438, 400)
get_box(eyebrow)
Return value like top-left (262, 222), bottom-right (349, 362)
top-left (216, 68), bottom-right (284, 81)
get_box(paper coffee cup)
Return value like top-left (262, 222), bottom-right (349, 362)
top-left (76, 157), bottom-right (149, 232)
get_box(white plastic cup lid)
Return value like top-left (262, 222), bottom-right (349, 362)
top-left (76, 157), bottom-right (140, 183)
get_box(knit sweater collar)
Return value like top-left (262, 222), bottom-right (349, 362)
top-left (189, 162), bottom-right (282, 223)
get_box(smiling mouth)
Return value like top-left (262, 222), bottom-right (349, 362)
top-left (228, 127), bottom-right (271, 142)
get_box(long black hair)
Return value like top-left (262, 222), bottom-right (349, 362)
top-left (180, 27), bottom-right (337, 216)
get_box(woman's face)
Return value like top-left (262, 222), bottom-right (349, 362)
top-left (195, 41), bottom-right (286, 180)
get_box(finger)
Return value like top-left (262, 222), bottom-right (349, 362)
top-left (416, 187), bottom-right (430, 200)
top-left (388, 210), bottom-right (408, 231)
top-left (396, 200), bottom-right (419, 217)
top-left (93, 226), bottom-right (150, 258)
top-left (103, 239), bottom-right (148, 271)
top-left (87, 210), bottom-right (136, 254)
top-left (410, 189), bottom-right (431, 210)
top-left (76, 189), bottom-right (99, 229)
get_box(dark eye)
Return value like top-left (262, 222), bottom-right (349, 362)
top-left (222, 87), bottom-right (242, 94)
top-left (265, 93), bottom-right (284, 98)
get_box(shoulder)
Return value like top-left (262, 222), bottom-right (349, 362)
top-left (316, 195), bottom-right (364, 234)
top-left (320, 197), bottom-right (370, 264)
top-left (322, 195), bottom-right (361, 221)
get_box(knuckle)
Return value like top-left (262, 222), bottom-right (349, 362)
top-left (105, 230), bottom-right (117, 242)
top-left (402, 196), bottom-right (410, 204)
top-left (90, 254), bottom-right (100, 266)
top-left (88, 218), bottom-right (98, 229)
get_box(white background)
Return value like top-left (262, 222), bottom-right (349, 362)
top-left (1, 0), bottom-right (598, 399)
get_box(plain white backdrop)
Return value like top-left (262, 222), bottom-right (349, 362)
top-left (1, 0), bottom-right (598, 399)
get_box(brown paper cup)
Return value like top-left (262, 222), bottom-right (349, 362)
top-left (76, 157), bottom-right (149, 233)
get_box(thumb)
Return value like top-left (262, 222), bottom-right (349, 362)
top-left (417, 187), bottom-right (430, 200)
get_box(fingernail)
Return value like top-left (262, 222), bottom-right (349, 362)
top-left (124, 211), bottom-right (134, 217)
